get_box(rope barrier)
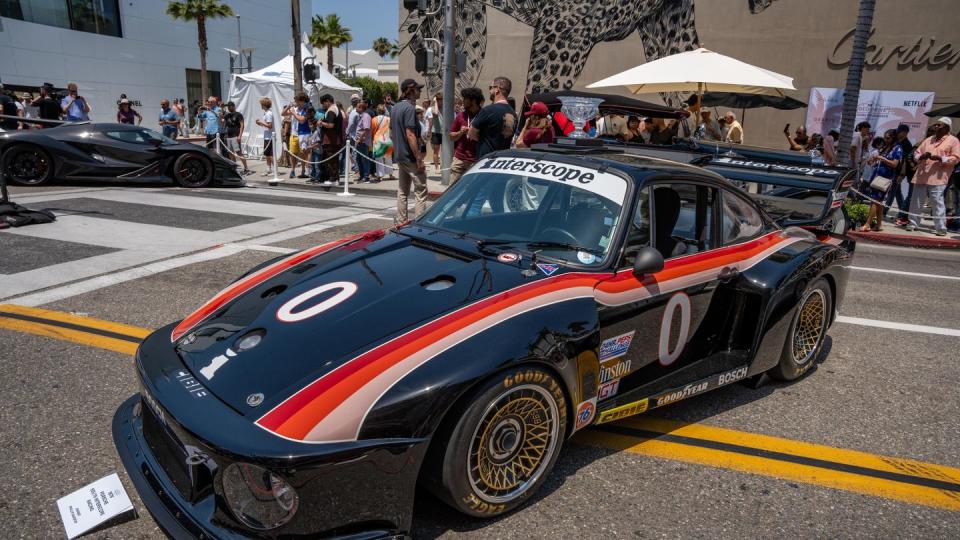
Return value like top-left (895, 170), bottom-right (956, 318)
top-left (846, 184), bottom-right (956, 221)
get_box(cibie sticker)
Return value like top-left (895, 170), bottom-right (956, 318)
top-left (575, 399), bottom-right (597, 430)
top-left (599, 330), bottom-right (635, 362)
top-left (577, 251), bottom-right (596, 264)
top-left (497, 252), bottom-right (519, 263)
top-left (536, 263), bottom-right (559, 276)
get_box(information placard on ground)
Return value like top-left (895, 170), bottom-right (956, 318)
top-left (55, 473), bottom-right (134, 539)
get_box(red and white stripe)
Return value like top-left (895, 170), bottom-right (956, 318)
top-left (255, 231), bottom-right (805, 444)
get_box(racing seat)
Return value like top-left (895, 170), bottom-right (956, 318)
top-left (653, 187), bottom-right (681, 259)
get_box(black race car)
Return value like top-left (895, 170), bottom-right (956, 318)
top-left (0, 121), bottom-right (243, 187)
top-left (113, 144), bottom-right (854, 538)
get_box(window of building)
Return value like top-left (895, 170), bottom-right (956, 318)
top-left (185, 69), bottom-right (223, 115)
top-left (0, 0), bottom-right (122, 37)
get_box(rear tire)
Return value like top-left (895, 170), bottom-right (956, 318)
top-left (2, 144), bottom-right (53, 185)
top-left (428, 366), bottom-right (568, 517)
top-left (772, 278), bottom-right (832, 381)
top-left (172, 153), bottom-right (212, 188)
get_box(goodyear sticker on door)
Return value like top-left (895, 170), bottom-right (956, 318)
top-left (599, 331), bottom-right (635, 362)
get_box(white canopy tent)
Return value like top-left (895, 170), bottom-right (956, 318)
top-left (228, 44), bottom-right (360, 152)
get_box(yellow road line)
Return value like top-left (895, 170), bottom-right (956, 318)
top-left (0, 304), bottom-right (151, 338)
top-left (577, 416), bottom-right (960, 512)
top-left (0, 304), bottom-right (148, 355)
top-left (3, 304), bottom-right (957, 512)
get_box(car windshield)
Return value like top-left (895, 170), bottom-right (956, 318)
top-left (419, 156), bottom-right (628, 265)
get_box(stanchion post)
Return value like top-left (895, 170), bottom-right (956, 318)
top-left (338, 138), bottom-right (355, 197)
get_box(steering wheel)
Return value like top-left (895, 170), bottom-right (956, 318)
top-left (540, 227), bottom-right (581, 245)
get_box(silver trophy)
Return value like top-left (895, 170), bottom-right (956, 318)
top-left (558, 96), bottom-right (604, 139)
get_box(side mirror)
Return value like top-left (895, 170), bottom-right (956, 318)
top-left (149, 138), bottom-right (163, 147)
top-left (633, 246), bottom-right (664, 276)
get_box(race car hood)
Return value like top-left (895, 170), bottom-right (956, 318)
top-left (171, 229), bottom-right (532, 421)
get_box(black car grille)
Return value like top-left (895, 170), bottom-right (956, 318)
top-left (141, 400), bottom-right (195, 500)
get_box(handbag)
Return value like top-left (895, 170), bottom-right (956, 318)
top-left (870, 175), bottom-right (893, 192)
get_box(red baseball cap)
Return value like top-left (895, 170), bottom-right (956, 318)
top-left (525, 101), bottom-right (549, 117)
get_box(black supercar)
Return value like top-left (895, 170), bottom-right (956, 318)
top-left (0, 121), bottom-right (243, 188)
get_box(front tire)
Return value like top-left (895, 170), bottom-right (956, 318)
top-left (2, 144), bottom-right (53, 185)
top-left (772, 278), bottom-right (832, 381)
top-left (172, 153), bottom-right (213, 188)
top-left (430, 367), bottom-right (568, 517)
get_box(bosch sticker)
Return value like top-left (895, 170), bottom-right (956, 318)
top-left (536, 263), bottom-right (559, 276)
top-left (575, 399), bottom-right (596, 430)
top-left (599, 330), bottom-right (635, 362)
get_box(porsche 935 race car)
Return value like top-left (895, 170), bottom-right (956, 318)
top-left (0, 120), bottom-right (243, 187)
top-left (113, 143), bottom-right (855, 538)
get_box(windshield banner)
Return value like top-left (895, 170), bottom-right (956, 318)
top-left (468, 157), bottom-right (627, 204)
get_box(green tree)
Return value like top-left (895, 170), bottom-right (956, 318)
top-left (836, 0), bottom-right (876, 167)
top-left (372, 37), bottom-right (392, 59)
top-left (166, 0), bottom-right (234, 101)
top-left (344, 77), bottom-right (398, 106)
top-left (310, 13), bottom-right (352, 74)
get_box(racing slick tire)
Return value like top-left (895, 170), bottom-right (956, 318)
top-left (172, 152), bottom-right (213, 188)
top-left (427, 366), bottom-right (568, 517)
top-left (772, 278), bottom-right (832, 381)
top-left (2, 144), bottom-right (53, 185)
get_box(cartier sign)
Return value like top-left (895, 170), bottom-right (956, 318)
top-left (829, 28), bottom-right (959, 69)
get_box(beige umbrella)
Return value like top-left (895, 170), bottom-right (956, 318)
top-left (587, 48), bottom-right (796, 96)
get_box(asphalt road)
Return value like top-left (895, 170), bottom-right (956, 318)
top-left (1, 184), bottom-right (958, 539)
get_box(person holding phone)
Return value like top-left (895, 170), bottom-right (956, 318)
top-left (907, 117), bottom-right (960, 236)
top-left (61, 82), bottom-right (90, 121)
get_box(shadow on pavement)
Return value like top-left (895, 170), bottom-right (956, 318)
top-left (411, 337), bottom-right (836, 538)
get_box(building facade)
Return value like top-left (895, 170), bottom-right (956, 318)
top-left (401, 0), bottom-right (959, 147)
top-left (0, 0), bottom-right (309, 128)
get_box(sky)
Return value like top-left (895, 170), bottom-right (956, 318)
top-left (311, 0), bottom-right (399, 51)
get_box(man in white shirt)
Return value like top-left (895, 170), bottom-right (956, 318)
top-left (724, 111), bottom-right (743, 144)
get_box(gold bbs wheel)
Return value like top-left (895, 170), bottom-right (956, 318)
top-left (792, 289), bottom-right (827, 365)
top-left (467, 384), bottom-right (560, 504)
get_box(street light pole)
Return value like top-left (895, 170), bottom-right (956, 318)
top-left (291, 0), bottom-right (303, 93)
top-left (440, 0), bottom-right (456, 185)
top-left (235, 15), bottom-right (242, 71)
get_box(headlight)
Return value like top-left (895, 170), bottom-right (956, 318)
top-left (222, 462), bottom-right (298, 530)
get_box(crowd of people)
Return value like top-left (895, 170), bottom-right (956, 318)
top-left (825, 118), bottom-right (960, 236)
top-left (4, 79), bottom-right (958, 234)
top-left (0, 81), bottom-right (92, 130)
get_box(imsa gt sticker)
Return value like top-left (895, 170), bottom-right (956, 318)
top-left (600, 331), bottom-right (635, 362)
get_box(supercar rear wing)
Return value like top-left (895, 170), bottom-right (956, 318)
top-left (699, 156), bottom-right (855, 230)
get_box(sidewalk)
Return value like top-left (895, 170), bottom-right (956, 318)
top-left (233, 153), bottom-right (449, 199)
top-left (848, 214), bottom-right (960, 249)
top-left (219, 149), bottom-right (960, 249)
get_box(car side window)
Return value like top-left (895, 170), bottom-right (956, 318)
top-left (652, 183), bottom-right (715, 259)
top-left (105, 130), bottom-right (149, 144)
top-left (620, 187), bottom-right (651, 268)
top-left (721, 190), bottom-right (766, 245)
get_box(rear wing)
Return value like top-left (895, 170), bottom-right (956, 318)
top-left (699, 156), bottom-right (855, 231)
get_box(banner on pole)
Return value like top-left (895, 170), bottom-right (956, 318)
top-left (805, 87), bottom-right (935, 138)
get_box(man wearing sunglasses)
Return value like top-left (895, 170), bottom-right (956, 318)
top-left (468, 76), bottom-right (517, 159)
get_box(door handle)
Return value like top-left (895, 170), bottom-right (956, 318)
top-left (718, 266), bottom-right (740, 282)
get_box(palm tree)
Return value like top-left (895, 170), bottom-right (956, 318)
top-left (372, 37), bottom-right (392, 59)
top-left (388, 40), bottom-right (402, 60)
top-left (166, 0), bottom-right (234, 101)
top-left (310, 14), bottom-right (352, 74)
top-left (836, 0), bottom-right (876, 168)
